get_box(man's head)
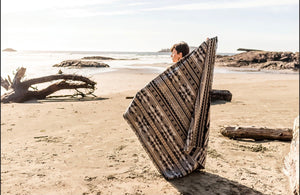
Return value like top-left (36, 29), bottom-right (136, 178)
top-left (170, 41), bottom-right (189, 62)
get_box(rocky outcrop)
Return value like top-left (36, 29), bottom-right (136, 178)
top-left (237, 48), bottom-right (263, 52)
top-left (158, 48), bottom-right (170, 52)
top-left (216, 51), bottom-right (299, 70)
top-left (53, 60), bottom-right (109, 68)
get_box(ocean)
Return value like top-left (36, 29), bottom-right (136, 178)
top-left (1, 50), bottom-right (237, 95)
top-left (1, 50), bottom-right (236, 78)
top-left (1, 50), bottom-right (164, 78)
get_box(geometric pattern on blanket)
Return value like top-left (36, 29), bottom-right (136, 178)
top-left (123, 37), bottom-right (218, 179)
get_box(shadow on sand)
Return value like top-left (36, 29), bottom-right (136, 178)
top-left (169, 170), bottom-right (265, 195)
top-left (211, 100), bottom-right (231, 105)
top-left (23, 96), bottom-right (109, 103)
top-left (231, 138), bottom-right (291, 144)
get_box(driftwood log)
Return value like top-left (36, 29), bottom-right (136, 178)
top-left (126, 89), bottom-right (233, 102)
top-left (211, 89), bottom-right (232, 102)
top-left (1, 67), bottom-right (96, 103)
top-left (284, 117), bottom-right (299, 195)
top-left (220, 126), bottom-right (293, 141)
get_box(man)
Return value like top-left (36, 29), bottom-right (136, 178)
top-left (124, 37), bottom-right (218, 179)
top-left (170, 41), bottom-right (190, 63)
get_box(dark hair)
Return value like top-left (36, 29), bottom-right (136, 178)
top-left (171, 41), bottom-right (189, 57)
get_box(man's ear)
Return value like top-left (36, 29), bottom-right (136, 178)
top-left (179, 52), bottom-right (183, 58)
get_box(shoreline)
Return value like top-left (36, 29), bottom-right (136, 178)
top-left (89, 65), bottom-right (298, 96)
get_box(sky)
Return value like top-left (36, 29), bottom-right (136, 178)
top-left (1, 0), bottom-right (299, 53)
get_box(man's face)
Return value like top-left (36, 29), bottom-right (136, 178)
top-left (171, 49), bottom-right (182, 63)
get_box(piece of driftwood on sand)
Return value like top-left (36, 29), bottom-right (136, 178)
top-left (284, 116), bottom-right (299, 195)
top-left (1, 67), bottom-right (96, 103)
top-left (126, 89), bottom-right (232, 102)
top-left (220, 126), bottom-right (293, 141)
top-left (211, 89), bottom-right (232, 102)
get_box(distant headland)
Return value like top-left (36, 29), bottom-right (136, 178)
top-left (2, 48), bottom-right (17, 52)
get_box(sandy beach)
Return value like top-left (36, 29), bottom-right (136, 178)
top-left (1, 65), bottom-right (299, 194)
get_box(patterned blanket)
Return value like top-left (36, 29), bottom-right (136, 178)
top-left (123, 37), bottom-right (218, 179)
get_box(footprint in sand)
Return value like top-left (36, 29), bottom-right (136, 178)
top-left (115, 145), bottom-right (127, 151)
top-left (34, 136), bottom-right (64, 143)
top-left (106, 175), bottom-right (117, 180)
top-left (84, 176), bottom-right (97, 182)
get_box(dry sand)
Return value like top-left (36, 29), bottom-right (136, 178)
top-left (1, 66), bottom-right (299, 195)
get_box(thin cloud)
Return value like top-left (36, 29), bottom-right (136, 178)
top-left (128, 2), bottom-right (152, 6)
top-left (2, 0), bottom-right (142, 17)
top-left (54, 0), bottom-right (299, 18)
top-left (63, 9), bottom-right (138, 18)
top-left (144, 0), bottom-right (299, 11)
top-left (3, 0), bottom-right (297, 18)
top-left (2, 0), bottom-right (119, 14)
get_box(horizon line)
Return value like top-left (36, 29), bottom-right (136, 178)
top-left (1, 49), bottom-right (241, 54)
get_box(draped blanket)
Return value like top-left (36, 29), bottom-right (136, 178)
top-left (123, 37), bottom-right (218, 179)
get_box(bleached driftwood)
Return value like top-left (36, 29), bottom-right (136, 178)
top-left (220, 126), bottom-right (293, 141)
top-left (1, 67), bottom-right (96, 103)
top-left (284, 117), bottom-right (299, 195)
